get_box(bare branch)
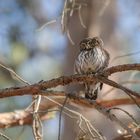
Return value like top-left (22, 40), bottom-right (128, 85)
top-left (103, 80), bottom-right (140, 97)
top-left (58, 95), bottom-right (68, 140)
top-left (36, 19), bottom-right (57, 31)
top-left (111, 50), bottom-right (140, 63)
top-left (108, 107), bottom-right (139, 125)
top-left (0, 63), bottom-right (30, 85)
top-left (0, 64), bottom-right (140, 100)
top-left (0, 132), bottom-right (12, 140)
top-left (104, 63), bottom-right (140, 76)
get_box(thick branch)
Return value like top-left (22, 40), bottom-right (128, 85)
top-left (0, 63), bottom-right (140, 99)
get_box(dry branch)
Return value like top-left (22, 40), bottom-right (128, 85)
top-left (104, 63), bottom-right (140, 75)
top-left (0, 64), bottom-right (140, 99)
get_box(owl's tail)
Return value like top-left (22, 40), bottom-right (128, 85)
top-left (85, 82), bottom-right (103, 100)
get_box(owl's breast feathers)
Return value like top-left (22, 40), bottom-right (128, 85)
top-left (74, 46), bottom-right (110, 74)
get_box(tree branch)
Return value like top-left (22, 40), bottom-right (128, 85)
top-left (0, 63), bottom-right (140, 99)
top-left (104, 63), bottom-right (140, 75)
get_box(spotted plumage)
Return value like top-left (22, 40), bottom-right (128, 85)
top-left (74, 37), bottom-right (110, 100)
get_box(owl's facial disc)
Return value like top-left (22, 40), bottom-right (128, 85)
top-left (79, 37), bottom-right (103, 51)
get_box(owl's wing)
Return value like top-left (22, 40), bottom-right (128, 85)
top-left (74, 60), bottom-right (79, 74)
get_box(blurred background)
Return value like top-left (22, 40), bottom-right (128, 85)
top-left (0, 0), bottom-right (140, 139)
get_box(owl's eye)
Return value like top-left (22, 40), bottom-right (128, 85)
top-left (80, 43), bottom-right (86, 50)
top-left (91, 39), bottom-right (97, 45)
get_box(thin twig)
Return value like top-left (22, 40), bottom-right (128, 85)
top-left (61, 0), bottom-right (68, 33)
top-left (0, 63), bottom-right (30, 85)
top-left (32, 113), bottom-right (43, 140)
top-left (58, 95), bottom-right (69, 140)
top-left (36, 19), bottom-right (57, 32)
top-left (66, 29), bottom-right (75, 45)
top-left (111, 50), bottom-right (140, 63)
top-left (103, 80), bottom-right (140, 97)
top-left (99, 0), bottom-right (111, 16)
top-left (0, 132), bottom-right (12, 140)
top-left (108, 107), bottom-right (139, 125)
top-left (78, 4), bottom-right (86, 28)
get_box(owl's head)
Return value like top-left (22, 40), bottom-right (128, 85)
top-left (79, 37), bottom-right (103, 51)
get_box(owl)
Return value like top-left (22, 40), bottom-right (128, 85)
top-left (74, 37), bottom-right (110, 100)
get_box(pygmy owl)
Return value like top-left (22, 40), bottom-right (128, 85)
top-left (74, 37), bottom-right (110, 100)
